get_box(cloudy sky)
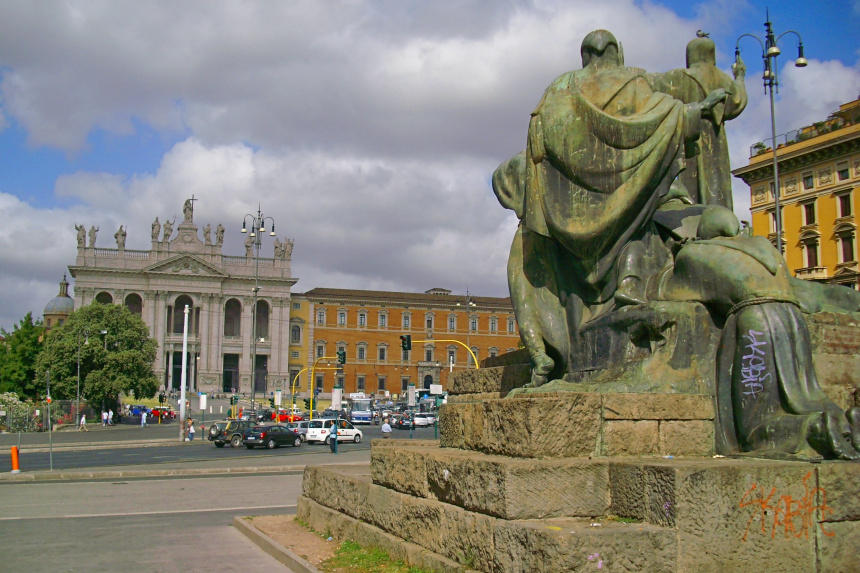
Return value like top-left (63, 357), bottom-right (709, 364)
top-left (1, 0), bottom-right (858, 330)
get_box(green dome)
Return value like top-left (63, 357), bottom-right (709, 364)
top-left (44, 274), bottom-right (74, 315)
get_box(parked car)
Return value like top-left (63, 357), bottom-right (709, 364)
top-left (286, 421), bottom-right (309, 441)
top-left (150, 407), bottom-right (176, 419)
top-left (242, 425), bottom-right (302, 449)
top-left (305, 418), bottom-right (363, 444)
top-left (393, 415), bottom-right (413, 429)
top-left (272, 408), bottom-right (303, 423)
top-left (208, 419), bottom-right (256, 447)
top-left (412, 413), bottom-right (433, 427)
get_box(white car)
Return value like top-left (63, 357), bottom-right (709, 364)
top-left (413, 413), bottom-right (434, 427)
top-left (305, 418), bottom-right (363, 444)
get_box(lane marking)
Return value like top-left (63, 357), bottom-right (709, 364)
top-left (0, 504), bottom-right (297, 521)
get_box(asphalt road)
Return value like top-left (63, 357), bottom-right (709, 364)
top-left (0, 472), bottom-right (303, 572)
top-left (0, 424), bottom-right (439, 473)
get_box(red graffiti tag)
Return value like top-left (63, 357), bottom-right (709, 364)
top-left (739, 471), bottom-right (834, 541)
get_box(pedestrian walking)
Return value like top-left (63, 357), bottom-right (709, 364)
top-left (187, 419), bottom-right (195, 441)
top-left (108, 409), bottom-right (113, 426)
top-left (140, 409), bottom-right (148, 428)
top-left (381, 419), bottom-right (392, 439)
top-left (79, 414), bottom-right (88, 431)
top-left (102, 410), bottom-right (108, 426)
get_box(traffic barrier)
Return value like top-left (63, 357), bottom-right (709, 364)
top-left (10, 446), bottom-right (20, 474)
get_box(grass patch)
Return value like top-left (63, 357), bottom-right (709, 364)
top-left (320, 540), bottom-right (432, 573)
top-left (605, 515), bottom-right (642, 524)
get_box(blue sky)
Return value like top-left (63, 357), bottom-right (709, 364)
top-left (0, 0), bottom-right (858, 329)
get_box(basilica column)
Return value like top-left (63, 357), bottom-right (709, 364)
top-left (241, 295), bottom-right (255, 393)
top-left (167, 343), bottom-right (175, 391)
top-left (213, 295), bottom-right (225, 394)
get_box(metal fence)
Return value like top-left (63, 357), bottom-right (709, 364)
top-left (0, 399), bottom-right (98, 433)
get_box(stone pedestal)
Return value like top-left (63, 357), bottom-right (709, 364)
top-left (299, 442), bottom-right (860, 573)
top-left (296, 307), bottom-right (860, 572)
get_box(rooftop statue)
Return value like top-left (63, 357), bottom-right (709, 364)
top-left (495, 30), bottom-right (860, 460)
top-left (75, 223), bottom-right (86, 248)
top-left (162, 218), bottom-right (174, 242)
top-left (183, 198), bottom-right (194, 223)
top-left (114, 225), bottom-right (126, 250)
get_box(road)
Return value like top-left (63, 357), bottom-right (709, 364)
top-left (0, 473), bottom-right (303, 572)
top-left (0, 424), bottom-right (438, 473)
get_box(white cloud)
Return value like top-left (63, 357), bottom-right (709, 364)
top-left (0, 0), bottom-right (856, 329)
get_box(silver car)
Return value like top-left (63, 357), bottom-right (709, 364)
top-left (286, 420), bottom-right (309, 441)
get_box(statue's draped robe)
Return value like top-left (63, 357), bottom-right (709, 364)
top-left (661, 233), bottom-right (858, 458)
top-left (524, 66), bottom-right (700, 300)
top-left (648, 65), bottom-right (747, 209)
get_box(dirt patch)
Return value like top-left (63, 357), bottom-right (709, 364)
top-left (247, 514), bottom-right (337, 568)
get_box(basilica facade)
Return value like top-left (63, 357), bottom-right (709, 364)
top-left (68, 200), bottom-right (297, 397)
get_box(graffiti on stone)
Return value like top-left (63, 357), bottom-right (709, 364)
top-left (739, 471), bottom-right (834, 541)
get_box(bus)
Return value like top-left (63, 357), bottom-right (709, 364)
top-left (347, 395), bottom-right (374, 424)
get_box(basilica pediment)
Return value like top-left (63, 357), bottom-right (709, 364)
top-left (142, 254), bottom-right (229, 277)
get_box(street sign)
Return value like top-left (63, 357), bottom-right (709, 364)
top-left (430, 384), bottom-right (443, 395)
top-left (199, 393), bottom-right (207, 410)
top-left (275, 389), bottom-right (282, 406)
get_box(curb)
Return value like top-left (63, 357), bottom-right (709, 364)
top-left (8, 439), bottom-right (187, 454)
top-left (234, 516), bottom-right (322, 573)
top-left (0, 464), bottom-right (305, 482)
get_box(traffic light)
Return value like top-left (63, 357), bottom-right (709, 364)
top-left (336, 350), bottom-right (346, 364)
top-left (158, 393), bottom-right (165, 404)
top-left (230, 395), bottom-right (238, 406)
top-left (269, 398), bottom-right (275, 408)
top-left (304, 398), bottom-right (310, 410)
top-left (400, 334), bottom-right (412, 351)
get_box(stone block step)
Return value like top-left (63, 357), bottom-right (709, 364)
top-left (372, 442), bottom-right (611, 520)
top-left (323, 446), bottom-right (860, 572)
top-left (299, 466), bottom-right (677, 573)
top-left (439, 392), bottom-right (715, 458)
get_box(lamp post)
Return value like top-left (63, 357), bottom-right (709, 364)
top-left (456, 290), bottom-right (477, 368)
top-left (76, 330), bottom-right (89, 428)
top-left (736, 12), bottom-right (807, 254)
top-left (241, 205), bottom-right (276, 415)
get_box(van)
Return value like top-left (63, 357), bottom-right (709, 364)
top-left (305, 418), bottom-right (363, 444)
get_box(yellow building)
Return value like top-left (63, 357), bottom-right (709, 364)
top-left (289, 287), bottom-right (519, 398)
top-left (286, 293), bottom-right (311, 396)
top-left (733, 99), bottom-right (860, 288)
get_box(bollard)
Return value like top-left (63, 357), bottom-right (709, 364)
top-left (10, 446), bottom-right (20, 474)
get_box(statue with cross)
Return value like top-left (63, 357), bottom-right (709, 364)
top-left (183, 195), bottom-right (197, 223)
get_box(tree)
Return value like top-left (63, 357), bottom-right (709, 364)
top-left (35, 304), bottom-right (159, 410)
top-left (0, 313), bottom-right (45, 398)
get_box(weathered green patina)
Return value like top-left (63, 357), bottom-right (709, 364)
top-left (494, 29), bottom-right (860, 460)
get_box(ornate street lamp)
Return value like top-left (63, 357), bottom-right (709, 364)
top-left (456, 290), bottom-right (477, 368)
top-left (736, 12), bottom-right (807, 254)
top-left (76, 330), bottom-right (89, 428)
top-left (241, 205), bottom-right (276, 415)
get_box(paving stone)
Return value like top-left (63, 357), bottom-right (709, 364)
top-left (603, 421), bottom-right (660, 456)
top-left (602, 393), bottom-right (713, 420)
top-left (659, 420), bottom-right (715, 456)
